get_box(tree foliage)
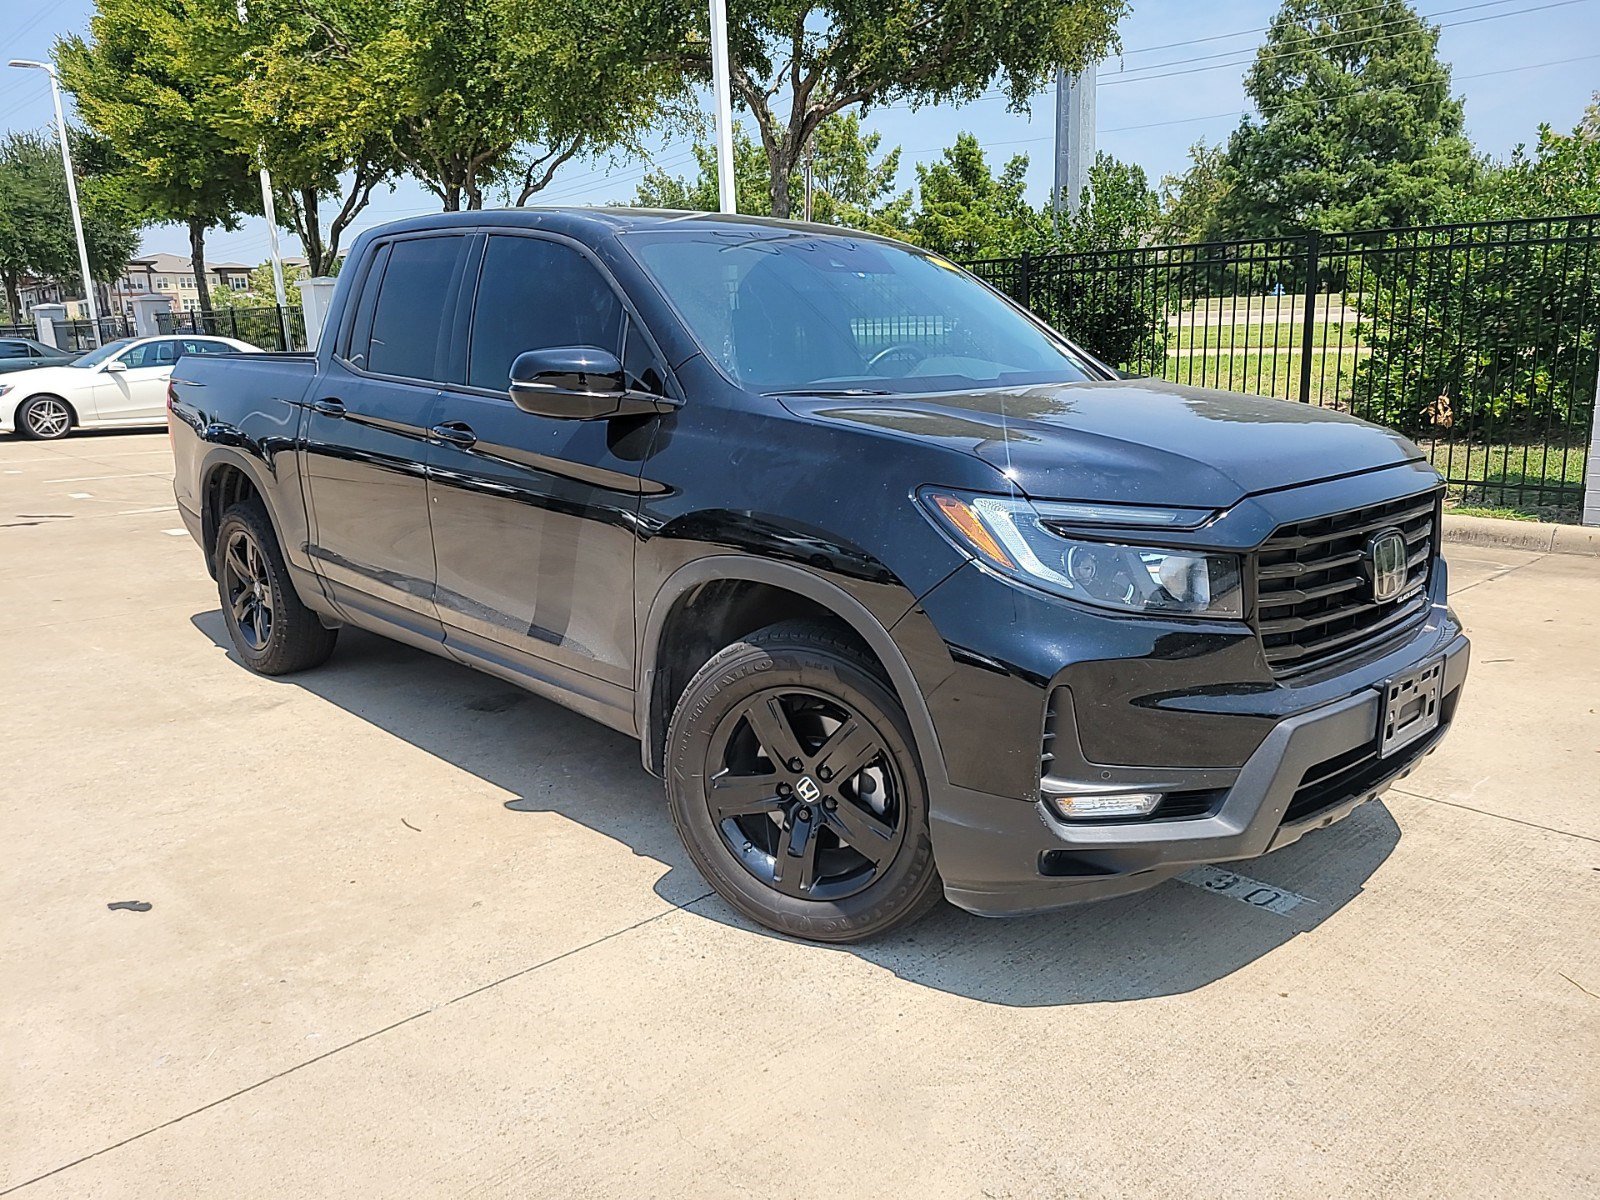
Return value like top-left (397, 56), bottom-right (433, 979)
top-left (1354, 99), bottom-right (1600, 437)
top-left (908, 133), bottom-right (1038, 258)
top-left (634, 113), bottom-right (910, 234)
top-left (251, 0), bottom-right (681, 214)
top-left (1215, 0), bottom-right (1475, 237)
top-left (1159, 140), bottom-right (1229, 244)
top-left (608, 0), bottom-right (1125, 219)
top-left (60, 0), bottom-right (261, 314)
top-left (0, 130), bottom-right (142, 321)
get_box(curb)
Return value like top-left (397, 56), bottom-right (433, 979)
top-left (1442, 513), bottom-right (1600, 557)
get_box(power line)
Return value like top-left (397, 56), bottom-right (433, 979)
top-left (1115, 0), bottom-right (1430, 56)
top-left (1111, 0), bottom-right (1537, 76)
top-left (1101, 0), bottom-right (1593, 86)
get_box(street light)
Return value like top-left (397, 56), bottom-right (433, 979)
top-left (708, 0), bottom-right (736, 214)
top-left (8, 58), bottom-right (102, 347)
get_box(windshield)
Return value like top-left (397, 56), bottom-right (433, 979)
top-left (70, 338), bottom-right (135, 368)
top-left (624, 230), bottom-right (1097, 395)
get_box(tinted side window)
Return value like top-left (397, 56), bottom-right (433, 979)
top-left (467, 236), bottom-right (623, 390)
top-left (367, 236), bottom-right (464, 382)
top-left (119, 340), bottom-right (180, 368)
top-left (180, 340), bottom-right (230, 356)
top-left (0, 341), bottom-right (29, 359)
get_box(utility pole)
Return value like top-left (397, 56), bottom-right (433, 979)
top-left (1051, 62), bottom-right (1097, 227)
top-left (803, 144), bottom-right (814, 222)
top-left (9, 59), bottom-right (101, 347)
top-left (709, 0), bottom-right (737, 214)
top-left (236, 0), bottom-right (289, 343)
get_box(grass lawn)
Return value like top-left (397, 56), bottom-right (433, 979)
top-left (1424, 438), bottom-right (1587, 522)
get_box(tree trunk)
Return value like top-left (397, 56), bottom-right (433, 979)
top-left (188, 219), bottom-right (214, 316)
top-left (3, 270), bottom-right (20, 327)
top-left (299, 187), bottom-right (327, 277)
top-left (769, 154), bottom-right (793, 220)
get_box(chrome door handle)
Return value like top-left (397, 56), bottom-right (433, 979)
top-left (429, 421), bottom-right (477, 449)
top-left (311, 397), bottom-right (346, 418)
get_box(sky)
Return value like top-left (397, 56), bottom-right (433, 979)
top-left (1, 0), bottom-right (1597, 270)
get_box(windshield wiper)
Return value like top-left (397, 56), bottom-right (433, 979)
top-left (762, 387), bottom-right (893, 397)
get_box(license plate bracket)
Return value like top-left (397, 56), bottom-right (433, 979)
top-left (1379, 658), bottom-right (1443, 757)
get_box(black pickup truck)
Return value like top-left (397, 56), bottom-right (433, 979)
top-left (169, 209), bottom-right (1468, 942)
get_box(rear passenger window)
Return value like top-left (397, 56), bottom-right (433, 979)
top-left (0, 341), bottom-right (29, 359)
top-left (467, 237), bottom-right (624, 390)
top-left (367, 236), bottom-right (464, 382)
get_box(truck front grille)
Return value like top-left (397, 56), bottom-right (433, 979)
top-left (1254, 489), bottom-right (1440, 679)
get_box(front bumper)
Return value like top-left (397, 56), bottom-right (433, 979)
top-left (929, 632), bottom-right (1468, 917)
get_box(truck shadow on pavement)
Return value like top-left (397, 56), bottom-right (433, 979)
top-left (193, 616), bottom-right (1400, 1008)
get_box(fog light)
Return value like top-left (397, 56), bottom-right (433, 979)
top-left (1045, 792), bottom-right (1162, 821)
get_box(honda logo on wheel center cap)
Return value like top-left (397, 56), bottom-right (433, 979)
top-left (794, 776), bottom-right (822, 803)
top-left (1366, 528), bottom-right (1409, 602)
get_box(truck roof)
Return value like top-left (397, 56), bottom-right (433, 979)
top-left (360, 206), bottom-right (904, 245)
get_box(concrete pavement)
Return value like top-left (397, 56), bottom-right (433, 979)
top-left (2, 432), bottom-right (1596, 1198)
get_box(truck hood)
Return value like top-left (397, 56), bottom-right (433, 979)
top-left (783, 379), bottom-right (1425, 508)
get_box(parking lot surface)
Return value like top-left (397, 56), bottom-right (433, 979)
top-left (3, 431), bottom-right (1597, 1198)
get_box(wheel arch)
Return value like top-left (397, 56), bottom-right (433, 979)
top-left (637, 557), bottom-right (945, 785)
top-left (197, 448), bottom-right (289, 576)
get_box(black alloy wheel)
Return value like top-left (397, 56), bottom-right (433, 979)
top-left (706, 688), bottom-right (906, 902)
top-left (213, 499), bottom-right (338, 676)
top-left (666, 620), bottom-right (942, 942)
top-left (222, 527), bottom-right (274, 651)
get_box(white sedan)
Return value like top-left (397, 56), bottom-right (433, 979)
top-left (0, 334), bottom-right (259, 440)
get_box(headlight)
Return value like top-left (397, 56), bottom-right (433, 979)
top-left (921, 489), bottom-right (1243, 619)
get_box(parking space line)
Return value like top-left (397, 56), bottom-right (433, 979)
top-left (1178, 866), bottom-right (1317, 915)
top-left (45, 472), bottom-right (166, 484)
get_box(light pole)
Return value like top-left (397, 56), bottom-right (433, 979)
top-left (235, 0), bottom-right (290, 346)
top-left (708, 0), bottom-right (736, 214)
top-left (9, 58), bottom-right (102, 347)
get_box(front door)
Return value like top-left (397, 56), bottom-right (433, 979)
top-left (424, 233), bottom-right (662, 711)
top-left (302, 233), bottom-right (469, 643)
top-left (91, 337), bottom-right (181, 423)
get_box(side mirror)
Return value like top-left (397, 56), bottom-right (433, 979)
top-left (508, 346), bottom-right (672, 420)
top-left (103, 359), bottom-right (128, 373)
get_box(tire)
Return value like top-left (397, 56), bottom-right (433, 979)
top-left (16, 395), bottom-right (73, 440)
top-left (215, 499), bottom-right (337, 676)
top-left (665, 620), bottom-right (943, 943)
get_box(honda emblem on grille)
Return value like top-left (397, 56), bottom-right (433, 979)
top-left (1366, 528), bottom-right (1409, 602)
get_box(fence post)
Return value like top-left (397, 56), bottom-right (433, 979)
top-left (1584, 350), bottom-right (1600, 526)
top-left (1017, 251), bottom-right (1033, 310)
top-left (1297, 231), bottom-right (1320, 405)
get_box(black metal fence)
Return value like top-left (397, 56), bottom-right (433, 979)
top-left (47, 315), bottom-right (135, 353)
top-left (157, 305), bottom-right (307, 351)
top-left (965, 214), bottom-right (1600, 521)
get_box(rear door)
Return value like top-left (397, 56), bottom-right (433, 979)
top-left (301, 233), bottom-right (469, 643)
top-left (423, 231), bottom-right (664, 707)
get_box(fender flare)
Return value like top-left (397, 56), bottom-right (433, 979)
top-left (635, 555), bottom-right (947, 785)
top-left (197, 444), bottom-right (285, 551)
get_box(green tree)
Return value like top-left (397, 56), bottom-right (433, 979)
top-left (0, 129), bottom-right (141, 321)
top-left (1354, 99), bottom-right (1600, 441)
top-left (260, 0), bottom-right (680, 213)
top-left (1215, 0), bottom-right (1475, 237)
top-left (1055, 152), bottom-right (1160, 253)
top-left (222, 0), bottom-right (399, 277)
top-left (633, 113), bottom-right (911, 234)
top-left (909, 133), bottom-right (1042, 259)
top-left (60, 0), bottom-right (260, 315)
top-left (1159, 140), bottom-right (1229, 243)
top-left (603, 0), bottom-right (1124, 220)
